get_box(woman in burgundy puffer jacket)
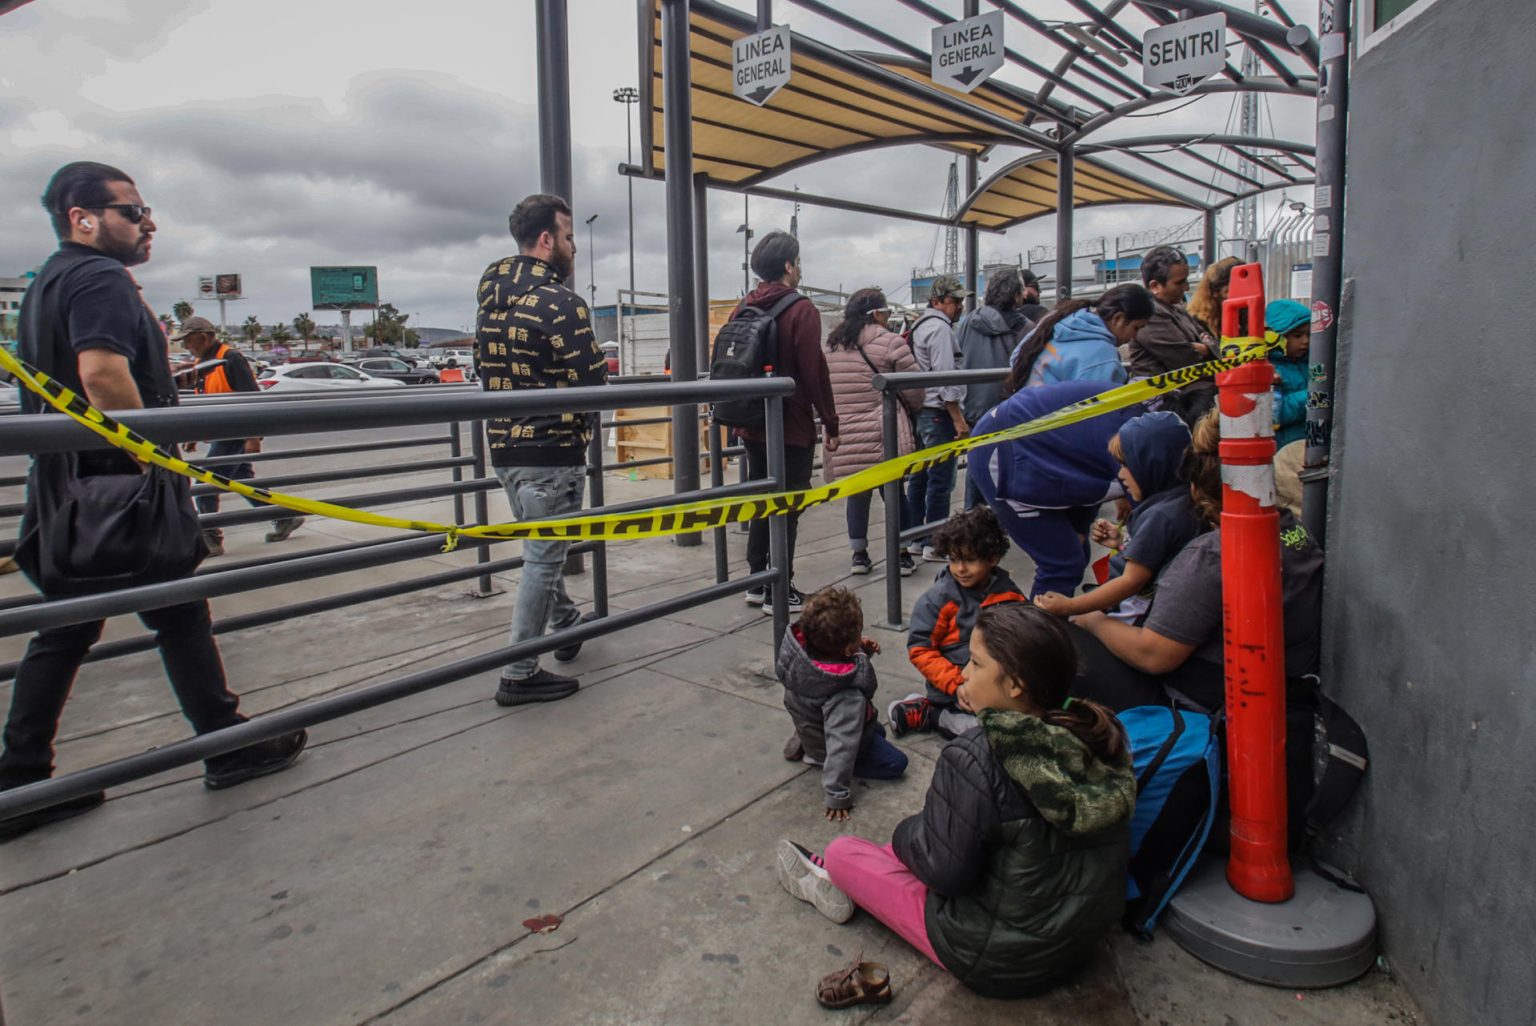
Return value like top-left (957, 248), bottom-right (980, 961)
top-left (822, 289), bottom-right (925, 577)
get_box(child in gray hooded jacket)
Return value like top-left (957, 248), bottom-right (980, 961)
top-left (777, 587), bottom-right (909, 821)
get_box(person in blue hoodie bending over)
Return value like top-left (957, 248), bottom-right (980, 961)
top-left (968, 381), bottom-right (1145, 599)
top-left (1006, 284), bottom-right (1153, 390)
top-left (1034, 411), bottom-right (1206, 623)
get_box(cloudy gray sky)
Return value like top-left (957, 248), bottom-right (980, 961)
top-left (0, 0), bottom-right (1318, 333)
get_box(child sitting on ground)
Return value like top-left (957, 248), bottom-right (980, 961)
top-left (1035, 411), bottom-right (1205, 623)
top-left (775, 604), bottom-right (1135, 1002)
top-left (891, 507), bottom-right (1025, 739)
top-left (777, 586), bottom-right (909, 822)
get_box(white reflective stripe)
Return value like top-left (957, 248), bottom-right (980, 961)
top-left (1220, 391), bottom-right (1274, 439)
top-left (1221, 462), bottom-right (1276, 507)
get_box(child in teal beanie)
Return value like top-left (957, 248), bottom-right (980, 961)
top-left (1266, 299), bottom-right (1311, 448)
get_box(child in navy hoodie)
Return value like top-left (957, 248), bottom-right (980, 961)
top-left (778, 587), bottom-right (909, 821)
top-left (1034, 411), bottom-right (1205, 623)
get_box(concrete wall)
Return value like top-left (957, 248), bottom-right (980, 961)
top-left (1323, 1), bottom-right (1536, 1024)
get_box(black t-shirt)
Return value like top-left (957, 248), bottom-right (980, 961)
top-left (1112, 488), bottom-right (1206, 578)
top-left (18, 242), bottom-right (177, 412)
top-left (195, 345), bottom-right (260, 394)
top-left (1142, 511), bottom-right (1324, 677)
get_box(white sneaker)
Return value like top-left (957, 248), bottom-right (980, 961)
top-left (906, 542), bottom-right (926, 556)
top-left (776, 839), bottom-right (854, 923)
top-left (921, 545), bottom-right (946, 562)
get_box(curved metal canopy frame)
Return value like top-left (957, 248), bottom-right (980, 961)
top-left (961, 132), bottom-right (1317, 228)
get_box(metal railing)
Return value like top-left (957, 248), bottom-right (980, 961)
top-left (0, 376), bottom-right (795, 820)
top-left (871, 367), bottom-right (1008, 630)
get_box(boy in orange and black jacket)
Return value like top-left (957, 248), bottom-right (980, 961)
top-left (890, 507), bottom-right (1025, 739)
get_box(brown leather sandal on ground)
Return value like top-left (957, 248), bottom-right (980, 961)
top-left (816, 960), bottom-right (893, 1009)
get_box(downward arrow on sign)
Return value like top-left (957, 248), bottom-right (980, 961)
top-left (952, 65), bottom-right (985, 86)
top-left (745, 85), bottom-right (776, 104)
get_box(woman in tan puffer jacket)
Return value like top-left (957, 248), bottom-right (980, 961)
top-left (822, 288), bottom-right (925, 577)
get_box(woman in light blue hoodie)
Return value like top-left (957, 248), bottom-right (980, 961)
top-left (1005, 284), bottom-right (1153, 392)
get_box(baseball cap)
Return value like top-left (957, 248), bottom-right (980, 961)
top-left (169, 316), bottom-right (217, 341)
top-left (1019, 268), bottom-right (1040, 287)
top-left (929, 275), bottom-right (972, 301)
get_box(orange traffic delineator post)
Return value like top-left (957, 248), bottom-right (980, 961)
top-left (1217, 263), bottom-right (1294, 903)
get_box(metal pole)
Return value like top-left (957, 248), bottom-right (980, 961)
top-left (471, 422), bottom-right (494, 596)
top-left (662, 0), bottom-right (703, 533)
top-left (693, 172), bottom-right (711, 374)
top-left (585, 213), bottom-right (598, 307)
top-left (218, 297), bottom-right (227, 338)
top-left (1056, 140), bottom-right (1075, 301)
top-left (880, 390), bottom-right (905, 630)
top-left (448, 421), bottom-right (465, 525)
top-left (963, 0), bottom-right (980, 313)
top-left (340, 309), bottom-right (352, 356)
top-left (536, 0), bottom-right (573, 201)
top-left (757, 0), bottom-right (772, 30)
top-left (537, 0), bottom-right (583, 574)
top-left (710, 421), bottom-right (728, 582)
top-left (765, 393), bottom-right (789, 651)
top-left (1298, 5), bottom-right (1346, 545)
top-left (1204, 208), bottom-right (1220, 269)
top-left (588, 415), bottom-right (609, 616)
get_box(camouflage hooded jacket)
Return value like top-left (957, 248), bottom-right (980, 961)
top-left (475, 255), bottom-right (607, 467)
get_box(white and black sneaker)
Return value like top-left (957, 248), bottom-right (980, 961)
top-left (850, 551), bottom-right (873, 575)
top-left (744, 585), bottom-right (766, 607)
top-left (776, 839), bottom-right (854, 923)
top-left (760, 585), bottom-right (805, 616)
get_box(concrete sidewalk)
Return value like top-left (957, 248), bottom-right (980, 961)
top-left (0, 467), bottom-right (1423, 1025)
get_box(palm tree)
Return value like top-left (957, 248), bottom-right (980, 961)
top-left (242, 315), bottom-right (262, 343)
top-left (173, 299), bottom-right (194, 323)
top-left (270, 323), bottom-right (293, 344)
top-left (292, 313), bottom-right (315, 342)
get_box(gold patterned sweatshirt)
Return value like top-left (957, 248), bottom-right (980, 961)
top-left (475, 255), bottom-right (607, 466)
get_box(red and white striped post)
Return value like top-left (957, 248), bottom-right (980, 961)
top-left (1217, 264), bottom-right (1294, 903)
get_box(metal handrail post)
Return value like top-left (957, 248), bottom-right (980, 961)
top-left (709, 419), bottom-right (728, 583)
top-left (588, 413), bottom-right (609, 617)
top-left (471, 422), bottom-right (494, 596)
top-left (880, 389), bottom-right (906, 630)
top-left (448, 421), bottom-right (466, 525)
top-left (765, 394), bottom-right (789, 650)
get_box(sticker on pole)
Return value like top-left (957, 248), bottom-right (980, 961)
top-left (1310, 299), bottom-right (1333, 332)
top-left (1143, 13), bottom-right (1227, 95)
top-left (733, 25), bottom-right (791, 106)
top-left (931, 10), bottom-right (1004, 93)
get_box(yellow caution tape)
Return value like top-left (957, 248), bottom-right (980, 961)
top-left (0, 338), bottom-right (1276, 546)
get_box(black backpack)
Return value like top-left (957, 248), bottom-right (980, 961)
top-left (709, 291), bottom-right (806, 429)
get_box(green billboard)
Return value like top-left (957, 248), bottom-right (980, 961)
top-left (310, 266), bottom-right (379, 310)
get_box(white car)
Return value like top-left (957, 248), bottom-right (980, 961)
top-left (256, 363), bottom-right (407, 392)
top-left (429, 348), bottom-right (475, 370)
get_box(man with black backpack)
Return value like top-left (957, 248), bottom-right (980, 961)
top-left (711, 230), bottom-right (839, 613)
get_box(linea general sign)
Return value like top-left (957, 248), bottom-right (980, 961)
top-left (931, 10), bottom-right (1004, 94)
top-left (733, 25), bottom-right (792, 106)
top-left (1143, 12), bottom-right (1227, 95)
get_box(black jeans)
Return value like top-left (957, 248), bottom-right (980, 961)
top-left (195, 438), bottom-right (266, 516)
top-left (742, 437), bottom-right (814, 584)
top-left (0, 599), bottom-right (243, 783)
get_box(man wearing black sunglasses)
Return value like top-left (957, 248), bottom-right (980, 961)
top-left (1, 162), bottom-right (308, 842)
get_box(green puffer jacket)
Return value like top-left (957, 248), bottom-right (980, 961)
top-left (891, 709), bottom-right (1135, 998)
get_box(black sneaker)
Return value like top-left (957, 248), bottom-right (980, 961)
top-left (203, 729), bottom-right (308, 791)
top-left (495, 668), bottom-right (579, 706)
top-left (0, 785), bottom-right (105, 844)
top-left (760, 585), bottom-right (805, 616)
top-left (552, 611), bottom-right (598, 662)
top-left (744, 585), bottom-right (766, 606)
top-left (850, 551), bottom-right (873, 575)
top-left (898, 552), bottom-right (916, 576)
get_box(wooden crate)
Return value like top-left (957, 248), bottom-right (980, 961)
top-left (613, 406), bottom-right (712, 480)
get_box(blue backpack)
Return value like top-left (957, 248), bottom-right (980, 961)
top-left (1118, 704), bottom-right (1222, 938)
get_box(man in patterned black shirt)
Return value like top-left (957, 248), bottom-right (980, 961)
top-left (476, 193), bottom-right (607, 707)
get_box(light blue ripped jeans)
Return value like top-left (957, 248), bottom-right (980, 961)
top-left (496, 464), bottom-right (586, 681)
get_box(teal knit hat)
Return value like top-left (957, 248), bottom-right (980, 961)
top-left (1266, 298), bottom-right (1310, 335)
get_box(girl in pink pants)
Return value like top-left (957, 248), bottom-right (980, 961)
top-left (776, 604), bottom-right (1137, 998)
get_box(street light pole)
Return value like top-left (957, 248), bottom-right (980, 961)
top-left (612, 86), bottom-right (640, 309)
top-left (736, 193), bottom-right (753, 295)
top-left (585, 213), bottom-right (598, 307)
